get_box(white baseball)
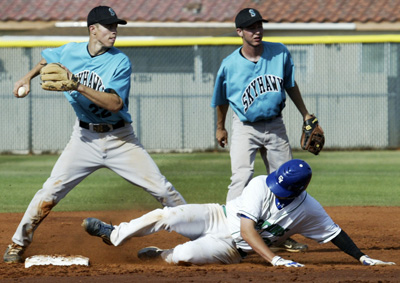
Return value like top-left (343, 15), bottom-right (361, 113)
top-left (18, 86), bottom-right (26, 97)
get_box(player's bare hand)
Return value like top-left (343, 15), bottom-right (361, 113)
top-left (13, 81), bottom-right (30, 98)
top-left (216, 128), bottom-right (228, 148)
top-left (303, 113), bottom-right (314, 121)
top-left (271, 256), bottom-right (304, 267)
top-left (360, 255), bottom-right (395, 266)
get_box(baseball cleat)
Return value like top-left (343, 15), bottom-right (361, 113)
top-left (3, 243), bottom-right (26, 263)
top-left (137, 246), bottom-right (164, 261)
top-left (269, 238), bottom-right (308, 253)
top-left (82, 217), bottom-right (114, 245)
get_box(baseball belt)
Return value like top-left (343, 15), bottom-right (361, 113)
top-left (79, 120), bottom-right (125, 133)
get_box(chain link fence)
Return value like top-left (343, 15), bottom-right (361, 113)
top-left (1, 40), bottom-right (399, 153)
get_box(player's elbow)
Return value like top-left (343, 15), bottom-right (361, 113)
top-left (109, 98), bottom-right (123, 113)
top-left (109, 104), bottom-right (123, 113)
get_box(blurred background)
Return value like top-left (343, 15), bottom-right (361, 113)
top-left (1, 0), bottom-right (400, 153)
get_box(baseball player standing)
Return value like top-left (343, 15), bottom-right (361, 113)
top-left (212, 7), bottom-right (315, 202)
top-left (4, 5), bottom-right (186, 264)
top-left (82, 159), bottom-right (395, 267)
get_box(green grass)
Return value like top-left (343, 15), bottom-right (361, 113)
top-left (0, 151), bottom-right (399, 213)
top-left (299, 151), bottom-right (400, 206)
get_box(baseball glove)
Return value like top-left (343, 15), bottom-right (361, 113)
top-left (40, 63), bottom-right (79, 91)
top-left (300, 115), bottom-right (325, 155)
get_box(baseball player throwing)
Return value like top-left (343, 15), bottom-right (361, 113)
top-left (82, 159), bottom-right (395, 267)
top-left (4, 5), bottom-right (186, 264)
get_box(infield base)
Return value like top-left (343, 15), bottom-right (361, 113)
top-left (25, 255), bottom-right (89, 268)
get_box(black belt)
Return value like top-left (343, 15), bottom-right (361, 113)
top-left (79, 120), bottom-right (125, 133)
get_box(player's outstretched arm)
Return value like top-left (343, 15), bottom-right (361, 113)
top-left (331, 230), bottom-right (395, 266)
top-left (240, 216), bottom-right (304, 267)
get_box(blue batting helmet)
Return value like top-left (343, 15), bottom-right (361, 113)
top-left (266, 159), bottom-right (312, 198)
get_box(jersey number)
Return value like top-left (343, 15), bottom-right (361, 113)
top-left (89, 104), bottom-right (112, 118)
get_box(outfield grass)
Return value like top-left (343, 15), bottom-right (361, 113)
top-left (0, 150), bottom-right (399, 213)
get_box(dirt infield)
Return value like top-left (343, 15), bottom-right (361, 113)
top-left (1, 207), bottom-right (399, 282)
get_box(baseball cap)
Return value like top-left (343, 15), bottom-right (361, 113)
top-left (235, 8), bottom-right (268, 28)
top-left (87, 6), bottom-right (127, 27)
top-left (266, 159), bottom-right (312, 198)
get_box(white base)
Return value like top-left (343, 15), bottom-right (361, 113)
top-left (25, 255), bottom-right (89, 268)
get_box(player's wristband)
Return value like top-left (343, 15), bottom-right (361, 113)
top-left (271, 256), bottom-right (283, 266)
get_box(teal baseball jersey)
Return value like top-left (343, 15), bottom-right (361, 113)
top-left (42, 42), bottom-right (132, 124)
top-left (211, 41), bottom-right (295, 122)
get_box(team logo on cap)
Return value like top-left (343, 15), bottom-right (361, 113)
top-left (278, 175), bottom-right (284, 183)
top-left (109, 8), bottom-right (116, 16)
top-left (249, 9), bottom-right (256, 17)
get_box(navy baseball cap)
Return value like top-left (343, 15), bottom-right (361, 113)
top-left (87, 6), bottom-right (127, 27)
top-left (235, 8), bottom-right (268, 28)
top-left (266, 159), bottom-right (312, 198)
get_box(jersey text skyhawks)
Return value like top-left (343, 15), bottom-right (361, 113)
top-left (242, 75), bottom-right (283, 113)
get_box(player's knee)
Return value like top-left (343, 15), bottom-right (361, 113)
top-left (41, 177), bottom-right (74, 201)
top-left (149, 207), bottom-right (176, 232)
top-left (170, 244), bottom-right (199, 265)
top-left (171, 243), bottom-right (222, 265)
top-left (36, 186), bottom-right (59, 203)
top-left (155, 182), bottom-right (186, 207)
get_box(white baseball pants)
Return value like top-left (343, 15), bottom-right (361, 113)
top-left (12, 119), bottom-right (186, 247)
top-left (227, 114), bottom-right (292, 201)
top-left (110, 204), bottom-right (242, 265)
